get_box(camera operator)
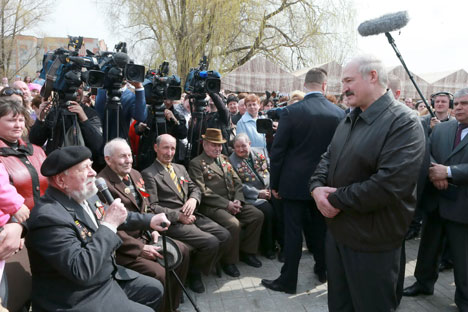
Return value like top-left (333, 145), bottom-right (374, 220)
top-left (204, 92), bottom-right (231, 155)
top-left (135, 99), bottom-right (187, 170)
top-left (29, 92), bottom-right (104, 160)
top-left (95, 81), bottom-right (147, 141)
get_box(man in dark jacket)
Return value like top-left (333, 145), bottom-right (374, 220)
top-left (29, 100), bottom-right (103, 160)
top-left (261, 68), bottom-right (345, 294)
top-left (309, 55), bottom-right (425, 311)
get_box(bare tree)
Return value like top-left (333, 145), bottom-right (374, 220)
top-left (104, 0), bottom-right (356, 79)
top-left (0, 0), bottom-right (54, 79)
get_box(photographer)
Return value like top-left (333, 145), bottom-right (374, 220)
top-left (95, 81), bottom-right (147, 141)
top-left (29, 96), bottom-right (103, 160)
top-left (205, 92), bottom-right (231, 154)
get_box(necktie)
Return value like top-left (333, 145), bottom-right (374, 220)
top-left (349, 107), bottom-right (362, 128)
top-left (167, 164), bottom-right (182, 194)
top-left (122, 174), bottom-right (130, 186)
top-left (453, 124), bottom-right (468, 149)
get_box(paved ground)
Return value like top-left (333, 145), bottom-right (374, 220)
top-left (178, 237), bottom-right (458, 312)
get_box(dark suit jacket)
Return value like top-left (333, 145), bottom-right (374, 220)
top-left (141, 160), bottom-right (201, 223)
top-left (425, 119), bottom-right (468, 223)
top-left (270, 92), bottom-right (345, 200)
top-left (97, 166), bottom-right (152, 266)
top-left (189, 152), bottom-right (244, 211)
top-left (26, 187), bottom-right (153, 312)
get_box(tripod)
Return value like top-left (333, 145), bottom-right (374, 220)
top-left (156, 225), bottom-right (201, 312)
top-left (104, 82), bottom-right (126, 142)
top-left (184, 95), bottom-right (208, 166)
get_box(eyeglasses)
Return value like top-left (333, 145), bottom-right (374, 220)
top-left (0, 88), bottom-right (23, 97)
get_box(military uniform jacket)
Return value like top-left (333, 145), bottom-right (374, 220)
top-left (141, 160), bottom-right (201, 223)
top-left (229, 147), bottom-right (270, 205)
top-left (189, 152), bottom-right (245, 211)
top-left (97, 166), bottom-right (153, 266)
top-left (26, 186), bottom-right (154, 312)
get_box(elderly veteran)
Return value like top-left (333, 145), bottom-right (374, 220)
top-left (229, 133), bottom-right (278, 259)
top-left (188, 128), bottom-right (264, 277)
top-left (98, 138), bottom-right (189, 311)
top-left (142, 134), bottom-right (230, 293)
top-left (26, 146), bottom-right (167, 312)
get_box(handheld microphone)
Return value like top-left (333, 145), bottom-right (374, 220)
top-left (95, 178), bottom-right (114, 204)
top-left (161, 222), bottom-right (168, 228)
top-left (358, 11), bottom-right (409, 37)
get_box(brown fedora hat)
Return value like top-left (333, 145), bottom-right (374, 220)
top-left (202, 128), bottom-right (226, 144)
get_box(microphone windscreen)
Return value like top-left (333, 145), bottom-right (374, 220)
top-left (95, 177), bottom-right (108, 192)
top-left (113, 52), bottom-right (129, 68)
top-left (358, 11), bottom-right (409, 37)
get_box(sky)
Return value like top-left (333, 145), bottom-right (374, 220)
top-left (33, 0), bottom-right (468, 75)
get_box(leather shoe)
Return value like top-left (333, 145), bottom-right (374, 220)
top-left (439, 261), bottom-right (453, 272)
top-left (261, 279), bottom-right (296, 294)
top-left (188, 273), bottom-right (205, 293)
top-left (263, 250), bottom-right (276, 260)
top-left (222, 264), bottom-right (240, 277)
top-left (405, 229), bottom-right (419, 240)
top-left (241, 254), bottom-right (262, 268)
top-left (403, 282), bottom-right (433, 297)
top-left (315, 270), bottom-right (327, 284)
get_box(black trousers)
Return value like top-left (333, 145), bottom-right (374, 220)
top-left (414, 208), bottom-right (450, 290)
top-left (277, 199), bottom-right (326, 289)
top-left (326, 231), bottom-right (400, 312)
top-left (255, 201), bottom-right (275, 254)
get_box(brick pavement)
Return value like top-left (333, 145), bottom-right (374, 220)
top-left (178, 238), bottom-right (458, 312)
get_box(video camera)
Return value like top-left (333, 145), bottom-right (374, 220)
top-left (184, 56), bottom-right (221, 95)
top-left (144, 61), bottom-right (181, 104)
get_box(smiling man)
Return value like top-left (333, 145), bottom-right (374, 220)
top-left (98, 138), bottom-right (189, 312)
top-left (309, 55), bottom-right (425, 311)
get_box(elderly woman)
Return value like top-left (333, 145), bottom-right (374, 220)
top-left (229, 133), bottom-right (280, 259)
top-left (236, 94), bottom-right (266, 149)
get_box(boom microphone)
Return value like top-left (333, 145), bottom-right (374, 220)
top-left (95, 177), bottom-right (114, 204)
top-left (358, 11), bottom-right (409, 37)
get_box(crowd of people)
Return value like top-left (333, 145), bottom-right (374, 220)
top-left (0, 52), bottom-right (467, 312)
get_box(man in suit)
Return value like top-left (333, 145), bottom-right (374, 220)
top-left (26, 146), bottom-right (167, 312)
top-left (403, 87), bottom-right (468, 310)
top-left (229, 133), bottom-right (279, 259)
top-left (98, 138), bottom-right (189, 312)
top-left (141, 134), bottom-right (230, 293)
top-left (309, 55), bottom-right (425, 311)
top-left (189, 128), bottom-right (264, 277)
top-left (261, 68), bottom-right (345, 293)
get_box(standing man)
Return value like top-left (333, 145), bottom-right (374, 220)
top-left (189, 128), bottom-right (264, 277)
top-left (98, 138), bottom-right (189, 312)
top-left (261, 68), bottom-right (345, 293)
top-left (403, 88), bottom-right (468, 310)
top-left (26, 146), bottom-right (167, 311)
top-left (142, 134), bottom-right (230, 293)
top-left (309, 55), bottom-right (425, 311)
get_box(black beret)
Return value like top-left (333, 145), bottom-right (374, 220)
top-left (41, 146), bottom-right (92, 177)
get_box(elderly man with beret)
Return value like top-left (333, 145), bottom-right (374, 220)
top-left (26, 146), bottom-right (168, 312)
top-left (189, 128), bottom-right (264, 277)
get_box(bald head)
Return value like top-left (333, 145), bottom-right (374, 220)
top-left (154, 134), bottom-right (177, 165)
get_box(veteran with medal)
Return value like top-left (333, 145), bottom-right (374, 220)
top-left (142, 134), bottom-right (230, 293)
top-left (98, 138), bottom-right (189, 312)
top-left (229, 133), bottom-right (279, 259)
top-left (189, 128), bottom-right (264, 277)
top-left (26, 146), bottom-right (166, 312)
